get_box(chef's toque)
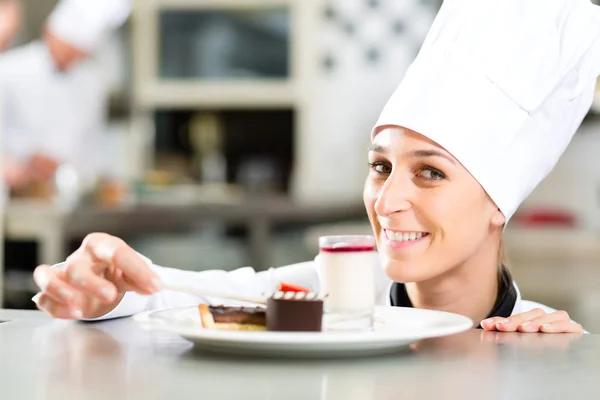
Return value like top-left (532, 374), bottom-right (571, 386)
top-left (373, 0), bottom-right (600, 221)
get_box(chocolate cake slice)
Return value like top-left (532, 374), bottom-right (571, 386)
top-left (266, 291), bottom-right (326, 332)
top-left (199, 304), bottom-right (266, 331)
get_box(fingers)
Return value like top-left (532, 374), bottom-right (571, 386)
top-left (34, 265), bottom-right (77, 304)
top-left (482, 308), bottom-right (547, 332)
top-left (65, 259), bottom-right (119, 303)
top-left (35, 232), bottom-right (162, 321)
top-left (81, 233), bottom-right (161, 294)
top-left (35, 293), bottom-right (82, 320)
top-left (540, 321), bottom-right (584, 334)
top-left (480, 317), bottom-right (505, 331)
top-left (34, 264), bottom-right (89, 318)
top-left (34, 260), bottom-right (118, 319)
top-left (481, 308), bottom-right (583, 334)
top-left (535, 311), bottom-right (584, 334)
top-left (516, 310), bottom-right (568, 333)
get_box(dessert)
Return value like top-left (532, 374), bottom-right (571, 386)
top-left (199, 282), bottom-right (325, 332)
top-left (199, 304), bottom-right (266, 331)
top-left (266, 291), bottom-right (326, 332)
top-left (318, 237), bottom-right (377, 313)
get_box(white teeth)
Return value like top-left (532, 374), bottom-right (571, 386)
top-left (385, 230), bottom-right (425, 242)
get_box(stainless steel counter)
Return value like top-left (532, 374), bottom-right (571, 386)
top-left (1, 309), bottom-right (599, 400)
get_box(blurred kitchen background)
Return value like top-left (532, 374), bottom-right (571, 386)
top-left (1, 0), bottom-right (600, 332)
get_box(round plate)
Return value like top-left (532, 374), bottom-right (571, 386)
top-left (134, 306), bottom-right (473, 358)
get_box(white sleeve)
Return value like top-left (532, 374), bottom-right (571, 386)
top-left (33, 256), bottom-right (321, 321)
top-left (96, 261), bottom-right (321, 321)
top-left (47, 0), bottom-right (131, 52)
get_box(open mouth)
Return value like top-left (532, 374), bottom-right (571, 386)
top-left (384, 230), bottom-right (429, 242)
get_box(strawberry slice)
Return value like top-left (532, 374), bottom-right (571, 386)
top-left (278, 282), bottom-right (310, 293)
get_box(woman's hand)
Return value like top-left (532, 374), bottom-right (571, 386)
top-left (481, 308), bottom-right (584, 334)
top-left (33, 233), bottom-right (163, 320)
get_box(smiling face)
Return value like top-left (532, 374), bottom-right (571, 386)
top-left (363, 126), bottom-right (506, 283)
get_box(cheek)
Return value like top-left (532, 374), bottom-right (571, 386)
top-left (432, 182), bottom-right (489, 226)
top-left (363, 179), bottom-right (381, 233)
top-left (363, 178), bottom-right (378, 210)
top-left (430, 185), bottom-right (493, 254)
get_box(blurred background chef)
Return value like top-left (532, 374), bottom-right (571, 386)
top-left (0, 0), bottom-right (130, 202)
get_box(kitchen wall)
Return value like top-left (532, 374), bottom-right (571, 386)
top-left (520, 116), bottom-right (600, 230)
top-left (291, 0), bottom-right (438, 204)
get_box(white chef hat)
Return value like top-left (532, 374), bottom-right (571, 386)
top-left (373, 0), bottom-right (600, 222)
top-left (47, 0), bottom-right (131, 52)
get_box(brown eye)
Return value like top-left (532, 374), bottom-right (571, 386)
top-left (418, 166), bottom-right (446, 181)
top-left (368, 162), bottom-right (392, 175)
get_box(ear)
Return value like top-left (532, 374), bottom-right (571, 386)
top-left (490, 208), bottom-right (506, 227)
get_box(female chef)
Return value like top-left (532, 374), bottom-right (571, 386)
top-left (32, 0), bottom-right (600, 333)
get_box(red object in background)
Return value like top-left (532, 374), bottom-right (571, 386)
top-left (277, 282), bottom-right (310, 293)
top-left (513, 209), bottom-right (576, 227)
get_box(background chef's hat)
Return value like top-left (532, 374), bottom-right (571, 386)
top-left (373, 0), bottom-right (600, 222)
top-left (47, 0), bottom-right (131, 52)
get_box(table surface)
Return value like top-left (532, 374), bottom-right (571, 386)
top-left (1, 309), bottom-right (599, 400)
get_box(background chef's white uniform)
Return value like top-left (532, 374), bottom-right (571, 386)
top-left (36, 0), bottom-right (600, 328)
top-left (0, 0), bottom-right (132, 196)
top-left (0, 41), bottom-right (108, 185)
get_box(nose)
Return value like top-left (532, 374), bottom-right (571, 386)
top-left (373, 172), bottom-right (412, 217)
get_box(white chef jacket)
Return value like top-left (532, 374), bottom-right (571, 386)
top-left (0, 41), bottom-right (108, 184)
top-left (44, 255), bottom-right (559, 323)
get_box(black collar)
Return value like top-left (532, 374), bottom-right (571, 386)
top-left (389, 268), bottom-right (517, 329)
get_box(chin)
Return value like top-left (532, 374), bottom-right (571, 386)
top-left (381, 256), bottom-right (439, 283)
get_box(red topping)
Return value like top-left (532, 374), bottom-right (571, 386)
top-left (278, 282), bottom-right (310, 293)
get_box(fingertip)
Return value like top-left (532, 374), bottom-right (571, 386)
top-left (99, 286), bottom-right (118, 303)
top-left (69, 307), bottom-right (83, 320)
top-left (480, 321), bottom-right (495, 330)
top-left (150, 277), bottom-right (163, 291)
top-left (139, 275), bottom-right (163, 295)
top-left (33, 265), bottom-right (52, 291)
top-left (94, 242), bottom-right (117, 262)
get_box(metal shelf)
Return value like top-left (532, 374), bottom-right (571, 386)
top-left (134, 80), bottom-right (297, 109)
top-left (150, 0), bottom-right (294, 10)
top-left (130, 0), bottom-right (315, 199)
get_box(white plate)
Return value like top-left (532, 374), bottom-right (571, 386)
top-left (134, 306), bottom-right (473, 358)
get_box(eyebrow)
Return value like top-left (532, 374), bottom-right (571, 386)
top-left (368, 144), bottom-right (456, 165)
